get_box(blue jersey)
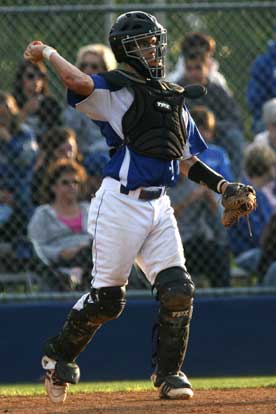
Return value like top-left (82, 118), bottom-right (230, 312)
top-left (68, 74), bottom-right (207, 190)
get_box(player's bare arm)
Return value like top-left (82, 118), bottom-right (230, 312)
top-left (23, 41), bottom-right (94, 96)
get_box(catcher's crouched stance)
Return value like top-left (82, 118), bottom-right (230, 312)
top-left (23, 11), bottom-right (257, 405)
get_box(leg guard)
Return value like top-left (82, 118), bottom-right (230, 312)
top-left (153, 266), bottom-right (194, 383)
top-left (44, 286), bottom-right (126, 363)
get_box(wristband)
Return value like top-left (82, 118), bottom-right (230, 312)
top-left (42, 46), bottom-right (57, 60)
top-left (188, 160), bottom-right (225, 194)
top-left (217, 179), bottom-right (227, 194)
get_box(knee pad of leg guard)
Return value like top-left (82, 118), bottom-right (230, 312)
top-left (155, 267), bottom-right (195, 312)
top-left (87, 286), bottom-right (126, 325)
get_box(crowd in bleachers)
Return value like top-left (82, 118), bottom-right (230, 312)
top-left (1, 24), bottom-right (276, 292)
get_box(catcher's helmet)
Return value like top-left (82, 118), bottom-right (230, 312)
top-left (109, 11), bottom-right (167, 79)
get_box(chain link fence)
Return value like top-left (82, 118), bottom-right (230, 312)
top-left (0, 2), bottom-right (276, 293)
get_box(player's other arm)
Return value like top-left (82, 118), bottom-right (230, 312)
top-left (23, 41), bottom-right (94, 96)
top-left (180, 156), bottom-right (229, 195)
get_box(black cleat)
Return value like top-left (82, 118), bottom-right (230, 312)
top-left (151, 371), bottom-right (194, 399)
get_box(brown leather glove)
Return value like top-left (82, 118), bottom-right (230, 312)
top-left (221, 183), bottom-right (257, 227)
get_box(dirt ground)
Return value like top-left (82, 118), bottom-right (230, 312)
top-left (1, 387), bottom-right (276, 414)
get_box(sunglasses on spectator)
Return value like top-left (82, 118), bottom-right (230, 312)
top-left (186, 64), bottom-right (204, 71)
top-left (23, 71), bottom-right (45, 80)
top-left (60, 179), bottom-right (80, 186)
top-left (80, 62), bottom-right (102, 71)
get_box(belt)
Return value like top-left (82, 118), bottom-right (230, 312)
top-left (120, 184), bottom-right (164, 201)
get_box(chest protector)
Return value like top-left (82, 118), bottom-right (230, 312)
top-left (101, 70), bottom-right (187, 160)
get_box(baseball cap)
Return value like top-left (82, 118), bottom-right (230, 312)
top-left (262, 98), bottom-right (276, 125)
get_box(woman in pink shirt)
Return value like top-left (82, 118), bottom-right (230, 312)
top-left (28, 158), bottom-right (92, 291)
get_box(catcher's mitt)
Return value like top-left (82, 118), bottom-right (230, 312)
top-left (221, 183), bottom-right (257, 227)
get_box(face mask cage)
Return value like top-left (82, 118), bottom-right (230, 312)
top-left (121, 29), bottom-right (167, 79)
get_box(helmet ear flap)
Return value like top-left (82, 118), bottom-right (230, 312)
top-left (109, 36), bottom-right (126, 63)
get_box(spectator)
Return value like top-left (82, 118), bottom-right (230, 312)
top-left (0, 90), bottom-right (37, 242)
top-left (12, 60), bottom-right (48, 136)
top-left (167, 32), bottom-right (230, 93)
top-left (253, 98), bottom-right (276, 151)
top-left (177, 50), bottom-right (245, 180)
top-left (227, 144), bottom-right (276, 274)
top-left (28, 158), bottom-right (92, 291)
top-left (75, 43), bottom-right (117, 73)
top-left (249, 99), bottom-right (276, 209)
top-left (168, 172), bottom-right (230, 287)
top-left (247, 24), bottom-right (276, 134)
top-left (190, 106), bottom-right (234, 182)
top-left (36, 95), bottom-right (64, 143)
top-left (31, 126), bottom-right (82, 206)
top-left (64, 43), bottom-right (117, 157)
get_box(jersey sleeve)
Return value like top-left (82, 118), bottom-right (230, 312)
top-left (67, 74), bottom-right (114, 121)
top-left (182, 107), bottom-right (208, 159)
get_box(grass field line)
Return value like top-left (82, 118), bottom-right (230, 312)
top-left (1, 377), bottom-right (276, 396)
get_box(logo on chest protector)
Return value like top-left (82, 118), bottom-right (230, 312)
top-left (154, 100), bottom-right (172, 112)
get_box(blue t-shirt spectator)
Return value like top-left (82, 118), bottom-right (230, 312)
top-left (227, 188), bottom-right (273, 256)
top-left (0, 123), bottom-right (37, 210)
top-left (198, 143), bottom-right (234, 182)
top-left (247, 31), bottom-right (276, 133)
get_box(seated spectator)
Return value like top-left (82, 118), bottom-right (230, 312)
top-left (31, 126), bottom-right (82, 206)
top-left (190, 106), bottom-right (234, 182)
top-left (247, 24), bottom-right (276, 134)
top-left (12, 60), bottom-right (48, 136)
top-left (64, 43), bottom-right (117, 157)
top-left (0, 91), bottom-right (37, 244)
top-left (253, 98), bottom-right (276, 151)
top-left (168, 171), bottom-right (231, 287)
top-left (75, 43), bottom-right (117, 73)
top-left (178, 50), bottom-right (245, 180)
top-left (28, 159), bottom-right (92, 291)
top-left (36, 95), bottom-right (64, 143)
top-left (227, 144), bottom-right (276, 275)
top-left (167, 32), bottom-right (230, 94)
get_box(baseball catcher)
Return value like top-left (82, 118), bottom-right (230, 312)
top-left (23, 11), bottom-right (257, 405)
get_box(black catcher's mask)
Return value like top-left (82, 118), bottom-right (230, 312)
top-left (109, 11), bottom-right (167, 80)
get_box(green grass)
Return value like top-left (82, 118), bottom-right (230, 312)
top-left (1, 377), bottom-right (276, 397)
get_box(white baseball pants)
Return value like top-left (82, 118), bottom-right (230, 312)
top-left (87, 177), bottom-right (186, 288)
